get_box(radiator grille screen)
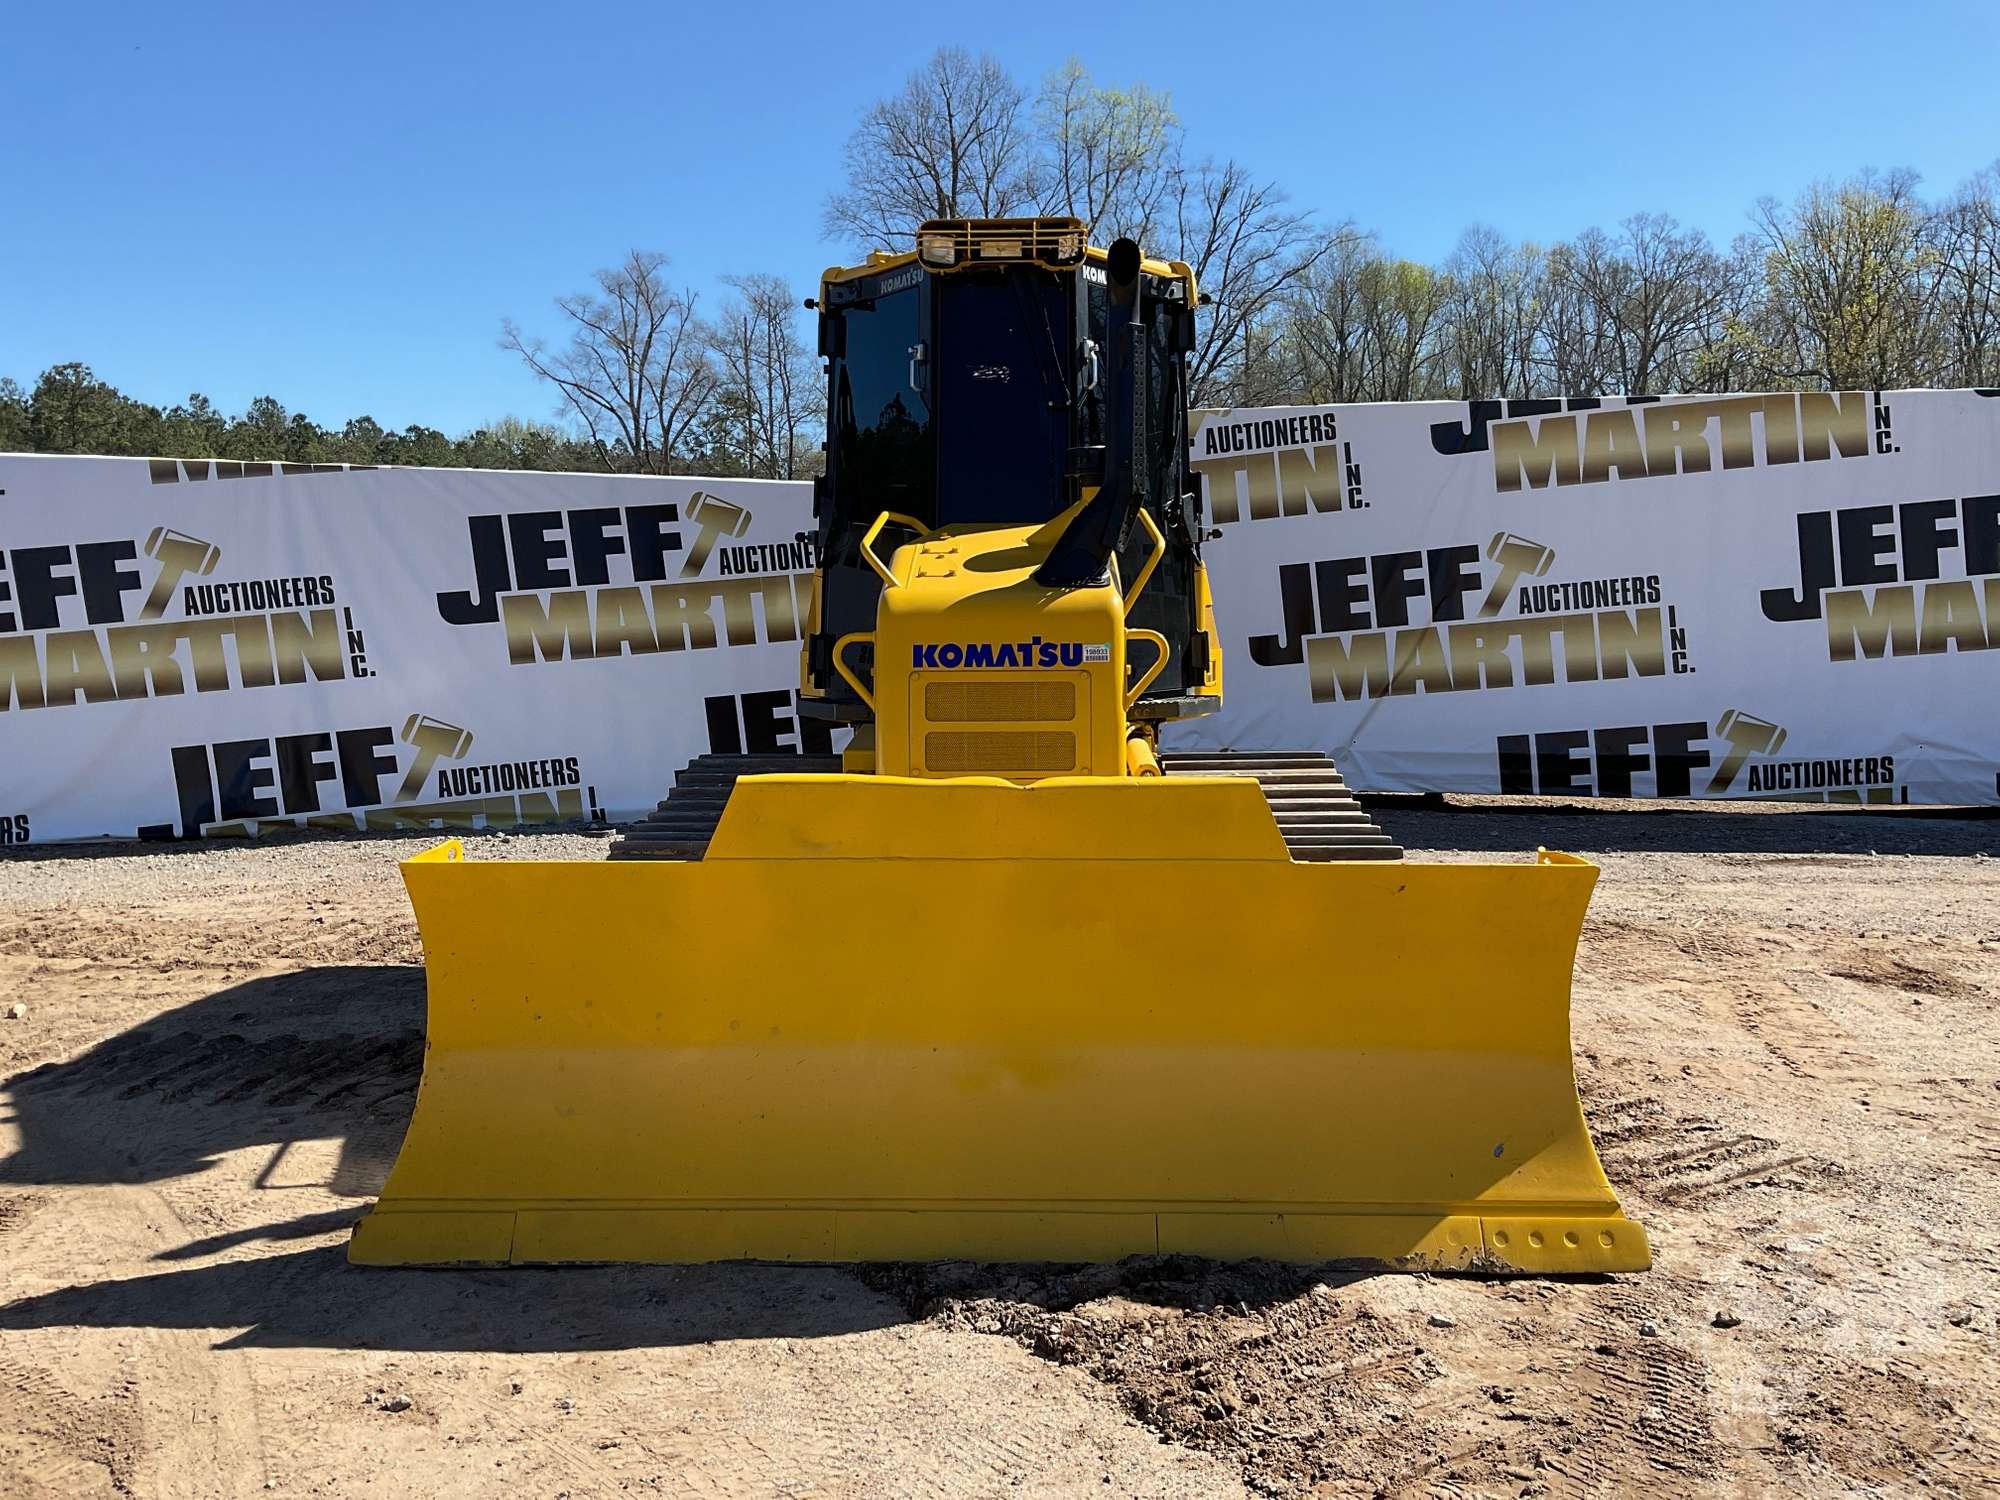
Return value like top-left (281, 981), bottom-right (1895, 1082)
top-left (924, 731), bottom-right (1077, 773)
top-left (924, 680), bottom-right (1076, 723)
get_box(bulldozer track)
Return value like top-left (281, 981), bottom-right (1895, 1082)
top-left (608, 751), bottom-right (1403, 862)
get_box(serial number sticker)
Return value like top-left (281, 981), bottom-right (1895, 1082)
top-left (1083, 643), bottom-right (1111, 663)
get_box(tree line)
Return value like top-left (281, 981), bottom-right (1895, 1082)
top-left (828, 50), bottom-right (2000, 407)
top-left (6, 46), bottom-right (1995, 476)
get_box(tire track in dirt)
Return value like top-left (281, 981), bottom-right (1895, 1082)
top-left (2, 1185), bottom-right (267, 1499)
top-left (1770, 1357), bottom-right (1998, 1494)
top-left (1591, 1098), bottom-right (1842, 1208)
top-left (1553, 1309), bottom-right (1720, 1490)
top-left (871, 1259), bottom-right (1746, 1498)
top-left (0, 1351), bottom-right (137, 1498)
top-left (0, 1191), bottom-right (46, 1237)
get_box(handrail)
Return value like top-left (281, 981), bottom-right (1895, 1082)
top-left (828, 628), bottom-right (876, 712)
top-left (831, 632), bottom-right (877, 712)
top-left (1123, 508), bottom-right (1167, 618)
top-left (1123, 629), bottom-right (1170, 712)
top-left (860, 511), bottom-right (928, 590)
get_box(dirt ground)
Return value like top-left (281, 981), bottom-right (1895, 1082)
top-left (1, 799), bottom-right (1996, 1498)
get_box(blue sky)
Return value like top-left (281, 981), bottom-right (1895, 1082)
top-left (3, 1), bottom-right (1995, 433)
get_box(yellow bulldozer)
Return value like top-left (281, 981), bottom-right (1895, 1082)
top-left (349, 220), bottom-right (1649, 1274)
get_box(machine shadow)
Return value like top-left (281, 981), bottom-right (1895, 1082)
top-left (0, 1244), bottom-right (914, 1352)
top-left (1372, 798), bottom-right (1999, 857)
top-left (0, 964), bottom-right (426, 1197)
top-left (0, 1241), bottom-right (1376, 1354)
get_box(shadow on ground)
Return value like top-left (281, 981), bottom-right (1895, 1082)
top-left (0, 965), bottom-right (425, 1197)
top-left (1369, 797), bottom-right (2000, 857)
top-left (0, 1242), bottom-right (918, 1352)
top-left (0, 1240), bottom-right (1362, 1354)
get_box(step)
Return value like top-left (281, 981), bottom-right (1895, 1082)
top-left (1163, 752), bottom-right (1334, 764)
top-left (656, 789), bottom-right (732, 807)
top-left (607, 841), bottom-right (706, 860)
top-left (617, 751), bottom-right (1405, 864)
top-left (686, 754), bottom-right (843, 770)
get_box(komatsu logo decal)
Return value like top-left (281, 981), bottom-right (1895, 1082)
top-left (912, 639), bottom-right (1107, 669)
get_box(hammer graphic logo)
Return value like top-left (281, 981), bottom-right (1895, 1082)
top-left (398, 714), bottom-right (475, 802)
top-left (140, 528), bottom-right (222, 620)
top-left (1706, 709), bottom-right (1787, 793)
top-left (682, 492), bottom-right (753, 577)
top-left (1479, 532), bottom-right (1556, 617)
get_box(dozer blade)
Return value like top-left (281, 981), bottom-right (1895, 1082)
top-left (350, 776), bottom-right (1649, 1274)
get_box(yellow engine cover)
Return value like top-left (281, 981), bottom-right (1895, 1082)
top-left (350, 776), bottom-right (1650, 1274)
top-left (872, 520), bottom-right (1131, 780)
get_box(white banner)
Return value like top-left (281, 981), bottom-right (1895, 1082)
top-left (0, 458), bottom-right (826, 843)
top-left (1182, 389), bottom-right (2000, 806)
top-left (3, 388), bottom-right (1995, 844)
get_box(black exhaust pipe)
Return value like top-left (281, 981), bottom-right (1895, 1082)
top-left (1037, 238), bottom-right (1149, 588)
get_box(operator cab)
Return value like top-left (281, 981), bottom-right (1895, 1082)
top-left (804, 218), bottom-right (1210, 719)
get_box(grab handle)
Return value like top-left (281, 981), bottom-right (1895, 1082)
top-left (1123, 507), bottom-right (1167, 618)
top-left (1124, 629), bottom-right (1170, 711)
top-left (832, 632), bottom-right (877, 712)
top-left (860, 511), bottom-right (928, 590)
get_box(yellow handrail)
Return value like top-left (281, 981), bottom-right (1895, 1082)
top-left (831, 632), bottom-right (877, 712)
top-left (1123, 508), bottom-right (1167, 617)
top-left (1124, 629), bottom-right (1170, 712)
top-left (860, 511), bottom-right (929, 590)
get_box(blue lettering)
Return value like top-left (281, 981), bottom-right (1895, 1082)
top-left (1059, 642), bottom-right (1084, 667)
top-left (913, 643), bottom-right (937, 668)
top-left (938, 643), bottom-right (964, 668)
top-left (1037, 642), bottom-right (1058, 667)
top-left (965, 642), bottom-right (996, 668)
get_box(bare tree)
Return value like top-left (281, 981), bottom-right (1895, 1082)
top-left (824, 47), bottom-right (1037, 250)
top-left (822, 53), bottom-right (1325, 406)
top-left (1280, 228), bottom-right (1381, 401)
top-left (1361, 259), bottom-right (1453, 400)
top-left (1536, 231), bottom-right (1625, 395)
top-left (1034, 61), bottom-right (1179, 243)
top-left (706, 274), bottom-right (821, 480)
top-left (1168, 160), bottom-right (1329, 406)
top-left (1441, 227), bottom-right (1547, 399)
top-left (1536, 215), bottom-right (1731, 394)
top-left (1930, 163), bottom-right (2000, 387)
top-left (502, 251), bottom-right (719, 474)
top-left (1746, 170), bottom-right (1944, 389)
top-left (1611, 213), bottom-right (1730, 393)
top-left (1279, 229), bottom-right (1455, 402)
